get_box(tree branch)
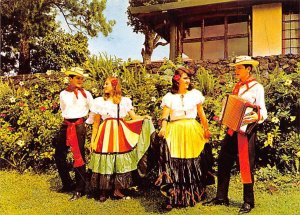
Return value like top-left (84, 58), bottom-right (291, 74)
top-left (155, 41), bottom-right (168, 48)
top-left (51, 2), bottom-right (73, 32)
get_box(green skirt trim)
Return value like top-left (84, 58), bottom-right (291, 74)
top-left (88, 119), bottom-right (155, 174)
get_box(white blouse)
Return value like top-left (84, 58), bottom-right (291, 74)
top-left (60, 89), bottom-right (93, 119)
top-left (91, 97), bottom-right (133, 120)
top-left (161, 89), bottom-right (205, 121)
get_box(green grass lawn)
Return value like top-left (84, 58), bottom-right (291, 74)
top-left (0, 170), bottom-right (299, 215)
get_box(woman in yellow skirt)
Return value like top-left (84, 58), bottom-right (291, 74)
top-left (157, 67), bottom-right (214, 209)
top-left (88, 77), bottom-right (154, 201)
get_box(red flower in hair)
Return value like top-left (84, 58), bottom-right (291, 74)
top-left (111, 79), bottom-right (118, 87)
top-left (39, 106), bottom-right (47, 112)
top-left (8, 127), bottom-right (14, 131)
top-left (173, 74), bottom-right (181, 82)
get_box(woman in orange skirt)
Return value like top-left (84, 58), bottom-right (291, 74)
top-left (157, 67), bottom-right (214, 209)
top-left (89, 77), bottom-right (154, 201)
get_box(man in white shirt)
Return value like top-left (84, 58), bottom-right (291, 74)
top-left (54, 67), bottom-right (93, 201)
top-left (204, 56), bottom-right (267, 214)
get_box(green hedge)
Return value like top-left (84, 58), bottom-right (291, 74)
top-left (0, 59), bottom-right (299, 176)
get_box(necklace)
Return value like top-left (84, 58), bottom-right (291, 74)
top-left (180, 94), bottom-right (186, 115)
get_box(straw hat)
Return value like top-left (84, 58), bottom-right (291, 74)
top-left (64, 67), bottom-right (89, 77)
top-left (229, 56), bottom-right (259, 67)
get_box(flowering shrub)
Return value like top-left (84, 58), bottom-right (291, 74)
top-left (0, 59), bottom-right (299, 175)
top-left (0, 74), bottom-right (64, 172)
top-left (255, 63), bottom-right (300, 174)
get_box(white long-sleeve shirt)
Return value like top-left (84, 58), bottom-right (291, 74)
top-left (238, 81), bottom-right (268, 123)
top-left (60, 89), bottom-right (93, 120)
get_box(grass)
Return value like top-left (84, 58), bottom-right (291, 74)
top-left (0, 170), bottom-right (299, 215)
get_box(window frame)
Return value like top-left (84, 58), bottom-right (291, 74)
top-left (282, 12), bottom-right (300, 54)
top-left (182, 14), bottom-right (251, 60)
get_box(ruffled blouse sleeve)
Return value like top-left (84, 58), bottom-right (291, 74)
top-left (90, 97), bottom-right (105, 115)
top-left (193, 89), bottom-right (205, 105)
top-left (161, 93), bottom-right (172, 108)
top-left (122, 97), bottom-right (134, 114)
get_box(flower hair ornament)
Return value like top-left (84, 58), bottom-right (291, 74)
top-left (111, 79), bottom-right (118, 88)
top-left (173, 74), bottom-right (181, 82)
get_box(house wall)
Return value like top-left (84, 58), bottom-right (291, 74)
top-left (183, 42), bottom-right (201, 60)
top-left (252, 3), bottom-right (282, 56)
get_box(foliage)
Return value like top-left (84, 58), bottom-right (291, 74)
top-left (84, 53), bottom-right (124, 82)
top-left (1, 0), bottom-right (58, 74)
top-left (0, 75), bottom-right (64, 171)
top-left (0, 56), bottom-right (299, 176)
top-left (0, 0), bottom-right (115, 74)
top-left (256, 63), bottom-right (300, 173)
top-left (31, 30), bottom-right (90, 73)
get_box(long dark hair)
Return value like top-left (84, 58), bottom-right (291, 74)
top-left (171, 67), bottom-right (195, 94)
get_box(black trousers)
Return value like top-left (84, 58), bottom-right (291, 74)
top-left (54, 121), bottom-right (86, 193)
top-left (216, 128), bottom-right (256, 205)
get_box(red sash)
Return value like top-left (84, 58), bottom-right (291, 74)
top-left (65, 85), bottom-right (87, 99)
top-left (64, 118), bottom-right (85, 167)
top-left (229, 77), bottom-right (257, 184)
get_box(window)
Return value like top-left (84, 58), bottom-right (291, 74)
top-left (283, 13), bottom-right (300, 54)
top-left (182, 15), bottom-right (250, 60)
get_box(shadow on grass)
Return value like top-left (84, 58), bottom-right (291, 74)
top-left (48, 173), bottom-right (63, 192)
top-left (228, 199), bottom-right (242, 208)
top-left (125, 181), bottom-right (167, 213)
top-left (130, 179), bottom-right (224, 214)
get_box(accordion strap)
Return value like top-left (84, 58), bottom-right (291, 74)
top-left (244, 104), bottom-right (261, 134)
top-left (239, 82), bottom-right (258, 97)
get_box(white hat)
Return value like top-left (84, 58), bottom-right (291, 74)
top-left (229, 56), bottom-right (259, 67)
top-left (64, 67), bottom-right (89, 77)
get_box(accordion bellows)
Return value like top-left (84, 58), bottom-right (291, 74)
top-left (221, 95), bottom-right (255, 132)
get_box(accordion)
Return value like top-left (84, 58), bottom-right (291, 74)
top-left (220, 95), bottom-right (257, 133)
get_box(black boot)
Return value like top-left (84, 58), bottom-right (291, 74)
top-left (239, 202), bottom-right (254, 214)
top-left (57, 183), bottom-right (76, 193)
top-left (203, 197), bottom-right (229, 206)
top-left (69, 192), bottom-right (83, 201)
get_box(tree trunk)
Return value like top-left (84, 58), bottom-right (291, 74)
top-left (142, 31), bottom-right (155, 65)
top-left (297, 99), bottom-right (300, 134)
top-left (19, 35), bottom-right (31, 74)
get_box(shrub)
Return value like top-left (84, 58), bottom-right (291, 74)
top-left (0, 75), bottom-right (63, 172)
top-left (0, 57), bottom-right (299, 175)
top-left (256, 63), bottom-right (300, 173)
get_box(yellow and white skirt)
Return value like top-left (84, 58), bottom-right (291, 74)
top-left (165, 119), bottom-right (208, 159)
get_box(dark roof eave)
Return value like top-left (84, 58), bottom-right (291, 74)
top-left (129, 0), bottom-right (242, 15)
top-left (129, 0), bottom-right (298, 15)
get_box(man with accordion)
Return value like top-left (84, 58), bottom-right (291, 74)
top-left (204, 56), bottom-right (268, 214)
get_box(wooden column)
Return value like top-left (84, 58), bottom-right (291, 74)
top-left (224, 16), bottom-right (228, 59)
top-left (248, 14), bottom-right (252, 56)
top-left (177, 21), bottom-right (183, 60)
top-left (169, 22), bottom-right (177, 62)
top-left (201, 19), bottom-right (205, 60)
